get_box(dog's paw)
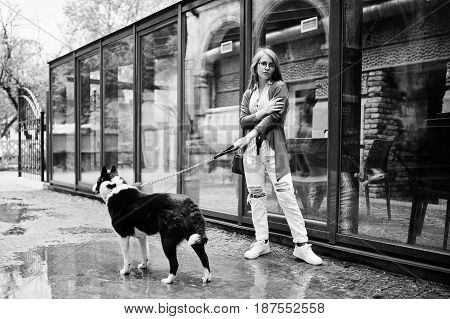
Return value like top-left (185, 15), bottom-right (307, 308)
top-left (120, 268), bottom-right (131, 275)
top-left (202, 269), bottom-right (211, 283)
top-left (161, 274), bottom-right (176, 284)
top-left (202, 274), bottom-right (211, 283)
top-left (137, 262), bottom-right (148, 269)
top-left (120, 264), bottom-right (131, 275)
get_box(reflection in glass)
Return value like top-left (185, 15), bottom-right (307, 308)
top-left (79, 54), bottom-right (101, 185)
top-left (51, 62), bottom-right (75, 184)
top-left (184, 0), bottom-right (240, 215)
top-left (253, 0), bottom-right (330, 221)
top-left (140, 24), bottom-right (178, 193)
top-left (103, 36), bottom-right (135, 183)
top-left (338, 0), bottom-right (362, 236)
top-left (340, 0), bottom-right (450, 252)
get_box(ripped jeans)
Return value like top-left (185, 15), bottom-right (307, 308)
top-left (244, 154), bottom-right (308, 244)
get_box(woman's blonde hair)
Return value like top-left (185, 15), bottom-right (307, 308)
top-left (248, 46), bottom-right (283, 90)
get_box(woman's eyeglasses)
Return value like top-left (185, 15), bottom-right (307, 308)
top-left (258, 61), bottom-right (275, 69)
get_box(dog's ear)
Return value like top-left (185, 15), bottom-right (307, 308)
top-left (101, 166), bottom-right (107, 176)
top-left (110, 165), bottom-right (118, 175)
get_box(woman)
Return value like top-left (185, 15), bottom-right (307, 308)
top-left (233, 46), bottom-right (322, 265)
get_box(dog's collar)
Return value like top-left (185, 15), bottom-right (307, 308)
top-left (104, 184), bottom-right (137, 204)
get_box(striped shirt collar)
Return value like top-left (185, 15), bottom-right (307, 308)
top-left (252, 80), bottom-right (273, 91)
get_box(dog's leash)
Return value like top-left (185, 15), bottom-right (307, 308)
top-left (139, 145), bottom-right (237, 188)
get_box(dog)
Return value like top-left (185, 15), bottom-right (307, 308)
top-left (93, 165), bottom-right (211, 284)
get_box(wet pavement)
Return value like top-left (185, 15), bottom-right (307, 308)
top-left (0, 172), bottom-right (449, 299)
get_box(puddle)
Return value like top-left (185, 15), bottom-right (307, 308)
top-left (1, 240), bottom-right (449, 299)
top-left (0, 201), bottom-right (45, 236)
top-left (0, 202), bottom-right (41, 224)
top-left (0, 241), bottom-right (324, 299)
top-left (0, 202), bottom-right (29, 223)
top-left (0, 249), bottom-right (51, 298)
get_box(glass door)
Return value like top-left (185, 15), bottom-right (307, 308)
top-left (77, 53), bottom-right (101, 187)
top-left (183, 0), bottom-right (241, 217)
top-left (139, 23), bottom-right (178, 193)
top-left (50, 61), bottom-right (75, 186)
top-left (103, 36), bottom-right (135, 183)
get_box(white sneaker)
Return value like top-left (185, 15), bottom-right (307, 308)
top-left (293, 243), bottom-right (323, 265)
top-left (244, 240), bottom-right (270, 259)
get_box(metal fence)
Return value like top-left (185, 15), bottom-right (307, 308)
top-left (18, 88), bottom-right (45, 181)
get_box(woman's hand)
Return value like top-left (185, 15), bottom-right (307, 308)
top-left (233, 136), bottom-right (249, 150)
top-left (233, 129), bottom-right (259, 150)
top-left (262, 97), bottom-right (284, 116)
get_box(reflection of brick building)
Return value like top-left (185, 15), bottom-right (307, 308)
top-left (361, 2), bottom-right (450, 198)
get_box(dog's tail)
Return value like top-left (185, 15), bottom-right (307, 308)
top-left (188, 233), bottom-right (202, 246)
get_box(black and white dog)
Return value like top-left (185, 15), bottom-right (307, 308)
top-left (93, 166), bottom-right (211, 284)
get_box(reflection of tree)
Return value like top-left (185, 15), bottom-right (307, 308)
top-left (103, 36), bottom-right (135, 168)
top-left (104, 38), bottom-right (134, 68)
top-left (141, 24), bottom-right (178, 122)
top-left (80, 55), bottom-right (100, 125)
top-left (104, 36), bottom-right (134, 133)
top-left (51, 63), bottom-right (75, 125)
top-left (142, 25), bottom-right (177, 59)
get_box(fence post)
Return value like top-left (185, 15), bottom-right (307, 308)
top-left (18, 89), bottom-right (22, 177)
top-left (46, 91), bottom-right (50, 183)
top-left (40, 111), bottom-right (45, 182)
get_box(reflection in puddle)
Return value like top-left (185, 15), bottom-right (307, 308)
top-left (0, 249), bottom-right (51, 298)
top-left (249, 262), bottom-right (268, 298)
top-left (247, 260), bottom-right (319, 298)
top-left (291, 268), bottom-right (315, 298)
top-left (0, 241), bottom-right (322, 299)
top-left (0, 201), bottom-right (43, 236)
top-left (0, 202), bottom-right (29, 223)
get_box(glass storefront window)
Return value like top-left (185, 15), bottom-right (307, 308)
top-left (79, 54), bottom-right (101, 185)
top-left (140, 24), bottom-right (178, 193)
top-left (184, 0), bottom-right (241, 215)
top-left (51, 62), bottom-right (75, 184)
top-left (252, 0), bottom-right (330, 222)
top-left (103, 36), bottom-right (135, 183)
top-left (340, 1), bottom-right (450, 252)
